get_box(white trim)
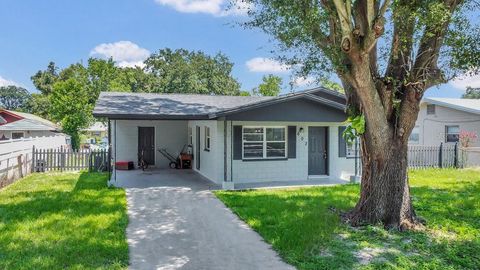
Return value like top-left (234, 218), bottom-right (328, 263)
top-left (204, 126), bottom-right (211, 150)
top-left (242, 126), bottom-right (288, 159)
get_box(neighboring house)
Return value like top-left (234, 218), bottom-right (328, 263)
top-left (83, 122), bottom-right (108, 138)
top-left (0, 109), bottom-right (63, 140)
top-left (93, 88), bottom-right (358, 189)
top-left (409, 98), bottom-right (480, 146)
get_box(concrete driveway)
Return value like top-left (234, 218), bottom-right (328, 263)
top-left (112, 169), bottom-right (295, 270)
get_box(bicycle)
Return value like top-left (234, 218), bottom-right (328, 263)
top-left (138, 149), bottom-right (149, 171)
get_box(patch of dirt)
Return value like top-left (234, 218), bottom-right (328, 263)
top-left (354, 246), bottom-right (401, 265)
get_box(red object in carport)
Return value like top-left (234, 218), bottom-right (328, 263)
top-left (115, 161), bottom-right (134, 170)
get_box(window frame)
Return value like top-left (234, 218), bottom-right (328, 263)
top-left (345, 138), bottom-right (359, 158)
top-left (445, 125), bottom-right (460, 143)
top-left (408, 126), bottom-right (420, 144)
top-left (11, 132), bottom-right (24, 140)
top-left (242, 126), bottom-right (287, 160)
top-left (204, 126), bottom-right (210, 151)
top-left (426, 104), bottom-right (436, 115)
top-left (188, 126), bottom-right (193, 145)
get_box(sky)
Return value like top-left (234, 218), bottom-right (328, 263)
top-left (0, 0), bottom-right (478, 98)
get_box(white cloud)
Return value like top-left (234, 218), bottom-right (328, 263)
top-left (154, 0), bottom-right (251, 16)
top-left (90, 41), bottom-right (150, 68)
top-left (246, 57), bottom-right (290, 73)
top-left (449, 73), bottom-right (480, 89)
top-left (0, 76), bottom-right (20, 87)
top-left (292, 76), bottom-right (315, 87)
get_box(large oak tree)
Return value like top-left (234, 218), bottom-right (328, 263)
top-left (241, 0), bottom-right (480, 229)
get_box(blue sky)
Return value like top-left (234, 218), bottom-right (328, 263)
top-left (0, 0), bottom-right (476, 97)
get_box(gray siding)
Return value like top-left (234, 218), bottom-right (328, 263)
top-left (225, 98), bottom-right (346, 122)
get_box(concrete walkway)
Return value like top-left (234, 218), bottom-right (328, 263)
top-left (112, 169), bottom-right (295, 270)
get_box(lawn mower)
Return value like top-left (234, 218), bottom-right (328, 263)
top-left (158, 144), bottom-right (193, 169)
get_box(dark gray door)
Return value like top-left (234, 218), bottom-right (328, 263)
top-left (138, 127), bottom-right (155, 165)
top-left (196, 126), bottom-right (201, 170)
top-left (308, 127), bottom-right (328, 175)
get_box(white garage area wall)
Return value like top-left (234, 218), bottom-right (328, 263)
top-left (187, 120), bottom-right (224, 184)
top-left (112, 120), bottom-right (188, 169)
top-left (228, 121), bottom-right (356, 184)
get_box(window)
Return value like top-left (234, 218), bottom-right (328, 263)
top-left (11, 132), bottom-right (24, 139)
top-left (204, 126), bottom-right (210, 150)
top-left (427, 104), bottom-right (436, 115)
top-left (188, 127), bottom-right (193, 145)
top-left (409, 126), bottom-right (420, 144)
top-left (346, 139), bottom-right (360, 158)
top-left (242, 127), bottom-right (286, 159)
top-left (445, 125), bottom-right (460, 143)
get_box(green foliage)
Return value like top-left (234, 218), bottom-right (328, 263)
top-left (0, 85), bottom-right (31, 110)
top-left (24, 93), bottom-right (51, 119)
top-left (462, 86), bottom-right (480, 99)
top-left (31, 49), bottom-right (242, 146)
top-left (144, 48), bottom-right (241, 95)
top-left (320, 78), bottom-right (344, 93)
top-left (216, 168), bottom-right (480, 269)
top-left (243, 0), bottom-right (480, 89)
top-left (239, 90), bottom-right (251, 96)
top-left (31, 61), bottom-right (58, 95)
top-left (343, 115), bottom-right (365, 143)
top-left (0, 172), bottom-right (128, 269)
top-left (253, 74), bottom-right (282, 96)
top-left (50, 77), bottom-right (93, 149)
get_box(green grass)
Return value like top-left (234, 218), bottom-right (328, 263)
top-left (0, 172), bottom-right (128, 270)
top-left (216, 168), bottom-right (480, 270)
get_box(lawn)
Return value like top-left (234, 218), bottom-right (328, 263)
top-left (0, 172), bottom-right (128, 270)
top-left (216, 168), bottom-right (480, 270)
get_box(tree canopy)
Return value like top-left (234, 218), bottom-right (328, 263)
top-left (253, 74), bottom-right (282, 96)
top-left (144, 48), bottom-right (241, 95)
top-left (0, 85), bottom-right (31, 110)
top-left (241, 0), bottom-right (479, 229)
top-left (462, 86), bottom-right (480, 99)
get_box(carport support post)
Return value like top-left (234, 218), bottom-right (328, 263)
top-left (222, 119), bottom-right (234, 190)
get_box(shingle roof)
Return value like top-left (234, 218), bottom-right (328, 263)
top-left (0, 119), bottom-right (58, 131)
top-left (93, 88), bottom-right (346, 120)
top-left (423, 98), bottom-right (480, 115)
top-left (0, 110), bottom-right (59, 131)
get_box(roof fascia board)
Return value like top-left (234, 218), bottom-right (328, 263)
top-left (93, 113), bottom-right (211, 120)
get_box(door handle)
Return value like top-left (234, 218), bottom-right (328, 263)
top-left (323, 151), bottom-right (327, 159)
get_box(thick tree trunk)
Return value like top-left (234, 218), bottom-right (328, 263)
top-left (344, 137), bottom-right (422, 230)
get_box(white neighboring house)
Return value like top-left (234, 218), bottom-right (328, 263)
top-left (409, 98), bottom-right (480, 146)
top-left (0, 109), bottom-right (68, 142)
top-left (93, 88), bottom-right (359, 189)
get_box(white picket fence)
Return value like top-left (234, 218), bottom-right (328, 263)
top-left (0, 135), bottom-right (69, 188)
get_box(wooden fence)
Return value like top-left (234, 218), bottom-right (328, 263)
top-left (32, 147), bottom-right (110, 172)
top-left (408, 143), bottom-right (459, 169)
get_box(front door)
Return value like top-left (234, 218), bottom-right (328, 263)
top-left (138, 127), bottom-right (155, 165)
top-left (196, 126), bottom-right (201, 170)
top-left (308, 127), bottom-right (328, 175)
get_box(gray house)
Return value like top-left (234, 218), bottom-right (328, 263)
top-left (93, 87), bottom-right (357, 189)
top-left (409, 98), bottom-right (480, 146)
